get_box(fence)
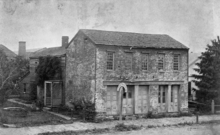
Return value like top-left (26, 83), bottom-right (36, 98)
top-left (189, 100), bottom-right (220, 114)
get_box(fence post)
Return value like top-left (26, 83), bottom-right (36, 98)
top-left (212, 100), bottom-right (215, 114)
top-left (196, 112), bottom-right (199, 124)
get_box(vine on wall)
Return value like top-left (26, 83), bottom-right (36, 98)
top-left (35, 56), bottom-right (62, 88)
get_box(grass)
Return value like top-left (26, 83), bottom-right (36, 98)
top-left (0, 101), bottom-right (72, 127)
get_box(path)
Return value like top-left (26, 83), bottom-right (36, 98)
top-left (0, 114), bottom-right (220, 135)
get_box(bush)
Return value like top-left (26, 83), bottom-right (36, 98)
top-left (70, 98), bottom-right (96, 122)
top-left (115, 123), bottom-right (141, 131)
top-left (29, 83), bottom-right (37, 102)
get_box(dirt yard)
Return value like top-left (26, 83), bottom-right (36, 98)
top-left (0, 101), bottom-right (72, 127)
top-left (79, 123), bottom-right (220, 135)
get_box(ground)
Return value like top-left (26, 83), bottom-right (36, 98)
top-left (0, 114), bottom-right (220, 135)
top-left (0, 101), bottom-right (72, 127)
top-left (83, 124), bottom-right (220, 135)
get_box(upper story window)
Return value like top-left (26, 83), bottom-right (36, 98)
top-left (173, 54), bottom-right (180, 71)
top-left (106, 51), bottom-right (114, 70)
top-left (158, 53), bottom-right (165, 70)
top-left (125, 52), bottom-right (132, 71)
top-left (141, 53), bottom-right (149, 71)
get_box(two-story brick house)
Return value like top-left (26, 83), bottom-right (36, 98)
top-left (66, 29), bottom-right (189, 116)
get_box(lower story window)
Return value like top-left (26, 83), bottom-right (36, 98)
top-left (23, 83), bottom-right (26, 93)
top-left (158, 85), bottom-right (168, 103)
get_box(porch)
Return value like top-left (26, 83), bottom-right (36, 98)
top-left (104, 81), bottom-right (185, 116)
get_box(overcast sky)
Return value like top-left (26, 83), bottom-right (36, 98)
top-left (0, 0), bottom-right (220, 53)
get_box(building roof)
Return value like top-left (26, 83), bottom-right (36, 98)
top-left (31, 46), bottom-right (66, 58)
top-left (0, 44), bottom-right (17, 57)
top-left (14, 47), bottom-right (46, 59)
top-left (78, 29), bottom-right (188, 49)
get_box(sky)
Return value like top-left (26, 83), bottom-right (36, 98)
top-left (0, 0), bottom-right (220, 53)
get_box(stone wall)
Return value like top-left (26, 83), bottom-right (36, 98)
top-left (95, 45), bottom-right (188, 114)
top-left (65, 32), bottom-right (96, 102)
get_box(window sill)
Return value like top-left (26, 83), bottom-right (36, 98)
top-left (158, 70), bottom-right (165, 73)
top-left (106, 69), bottom-right (114, 72)
top-left (173, 70), bottom-right (180, 73)
top-left (142, 70), bottom-right (149, 73)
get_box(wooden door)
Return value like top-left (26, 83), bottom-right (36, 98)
top-left (106, 86), bottom-right (118, 115)
top-left (158, 85), bottom-right (168, 113)
top-left (170, 85), bottom-right (179, 112)
top-left (52, 82), bottom-right (62, 106)
top-left (122, 86), bottom-right (134, 115)
top-left (137, 86), bottom-right (149, 114)
top-left (45, 83), bottom-right (52, 106)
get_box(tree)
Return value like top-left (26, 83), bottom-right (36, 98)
top-left (192, 36), bottom-right (220, 103)
top-left (0, 49), bottom-right (29, 104)
top-left (35, 56), bottom-right (62, 88)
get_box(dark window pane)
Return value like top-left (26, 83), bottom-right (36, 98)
top-left (107, 52), bottom-right (114, 70)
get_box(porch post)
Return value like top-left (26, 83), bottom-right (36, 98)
top-left (167, 85), bottom-right (171, 112)
top-left (51, 82), bottom-right (53, 107)
top-left (134, 85), bottom-right (139, 114)
top-left (44, 82), bottom-right (46, 106)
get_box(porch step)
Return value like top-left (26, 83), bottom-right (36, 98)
top-left (43, 107), bottom-right (51, 111)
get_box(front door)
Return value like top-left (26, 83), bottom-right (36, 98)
top-left (158, 85), bottom-right (168, 113)
top-left (122, 86), bottom-right (134, 115)
top-left (52, 82), bottom-right (62, 106)
top-left (106, 86), bottom-right (118, 115)
top-left (169, 85), bottom-right (179, 112)
top-left (45, 82), bottom-right (52, 106)
top-left (137, 86), bottom-right (149, 114)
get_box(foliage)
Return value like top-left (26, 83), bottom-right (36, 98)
top-left (29, 83), bottom-right (37, 101)
top-left (35, 56), bottom-right (62, 88)
top-left (115, 123), bottom-right (141, 131)
top-left (192, 36), bottom-right (220, 104)
top-left (0, 50), bottom-right (29, 104)
top-left (70, 98), bottom-right (96, 122)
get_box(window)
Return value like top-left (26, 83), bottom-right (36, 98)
top-left (141, 54), bottom-right (149, 70)
top-left (158, 54), bottom-right (165, 70)
top-left (158, 85), bottom-right (167, 103)
top-left (106, 52), bottom-right (114, 70)
top-left (23, 83), bottom-right (26, 93)
top-left (125, 53), bottom-right (132, 70)
top-left (171, 89), bottom-right (173, 102)
top-left (173, 54), bottom-right (180, 70)
top-left (123, 91), bottom-right (132, 98)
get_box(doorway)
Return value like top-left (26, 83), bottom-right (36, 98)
top-left (44, 81), bottom-right (63, 107)
top-left (169, 85), bottom-right (179, 112)
top-left (122, 86), bottom-right (134, 115)
top-left (158, 85), bottom-right (168, 113)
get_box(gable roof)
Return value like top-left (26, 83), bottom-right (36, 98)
top-left (31, 46), bottom-right (66, 58)
top-left (0, 44), bottom-right (17, 57)
top-left (77, 29), bottom-right (188, 49)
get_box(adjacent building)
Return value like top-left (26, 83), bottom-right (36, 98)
top-left (20, 37), bottom-right (68, 103)
top-left (66, 29), bottom-right (189, 116)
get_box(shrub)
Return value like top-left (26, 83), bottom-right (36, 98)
top-left (70, 98), bottom-right (96, 122)
top-left (29, 83), bottom-right (37, 102)
top-left (115, 123), bottom-right (141, 131)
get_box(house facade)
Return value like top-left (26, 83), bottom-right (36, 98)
top-left (20, 36), bottom-right (68, 105)
top-left (66, 29), bottom-right (189, 116)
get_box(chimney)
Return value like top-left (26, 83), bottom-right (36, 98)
top-left (18, 41), bottom-right (26, 58)
top-left (62, 36), bottom-right (69, 48)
